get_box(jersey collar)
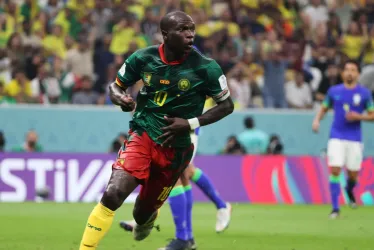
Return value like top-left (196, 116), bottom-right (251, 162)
top-left (158, 43), bottom-right (187, 65)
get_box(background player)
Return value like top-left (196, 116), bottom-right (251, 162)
top-left (312, 60), bottom-right (374, 219)
top-left (79, 11), bottom-right (234, 250)
top-left (120, 127), bottom-right (232, 250)
top-left (183, 129), bottom-right (232, 233)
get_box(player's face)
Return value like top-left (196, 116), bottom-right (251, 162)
top-left (343, 63), bottom-right (359, 84)
top-left (166, 17), bottom-right (195, 55)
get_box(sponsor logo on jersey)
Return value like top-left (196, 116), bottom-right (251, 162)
top-left (143, 72), bottom-right (152, 86)
top-left (178, 79), bottom-right (190, 91)
top-left (160, 79), bottom-right (170, 85)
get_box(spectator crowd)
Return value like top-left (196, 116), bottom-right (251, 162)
top-left (0, 0), bottom-right (373, 110)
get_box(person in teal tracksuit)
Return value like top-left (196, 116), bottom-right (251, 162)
top-left (238, 116), bottom-right (269, 154)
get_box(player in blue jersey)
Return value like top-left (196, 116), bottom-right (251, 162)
top-left (120, 127), bottom-right (232, 250)
top-left (312, 60), bottom-right (374, 219)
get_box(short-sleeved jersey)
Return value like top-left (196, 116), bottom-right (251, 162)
top-left (116, 44), bottom-right (230, 147)
top-left (323, 84), bottom-right (374, 142)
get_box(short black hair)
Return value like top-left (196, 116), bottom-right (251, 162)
top-left (160, 11), bottom-right (190, 32)
top-left (244, 116), bottom-right (254, 129)
top-left (343, 59), bottom-right (361, 73)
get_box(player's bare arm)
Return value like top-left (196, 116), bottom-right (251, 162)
top-left (158, 97), bottom-right (234, 147)
top-left (312, 106), bottom-right (328, 133)
top-left (346, 110), bottom-right (374, 121)
top-left (197, 97), bottom-right (234, 126)
top-left (109, 82), bottom-right (136, 111)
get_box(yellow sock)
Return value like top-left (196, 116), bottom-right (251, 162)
top-left (79, 203), bottom-right (115, 250)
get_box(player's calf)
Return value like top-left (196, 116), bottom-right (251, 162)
top-left (133, 210), bottom-right (160, 241)
top-left (133, 197), bottom-right (159, 225)
top-left (329, 167), bottom-right (341, 217)
top-left (79, 170), bottom-right (138, 249)
top-left (132, 197), bottom-right (160, 241)
top-left (346, 170), bottom-right (359, 208)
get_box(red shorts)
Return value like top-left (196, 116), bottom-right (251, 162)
top-left (113, 129), bottom-right (194, 210)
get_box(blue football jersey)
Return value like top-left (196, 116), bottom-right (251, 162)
top-left (194, 127), bottom-right (200, 136)
top-left (323, 84), bottom-right (374, 142)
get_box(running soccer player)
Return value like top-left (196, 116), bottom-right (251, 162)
top-left (79, 11), bottom-right (234, 250)
top-left (120, 127), bottom-right (232, 250)
top-left (312, 60), bottom-right (374, 219)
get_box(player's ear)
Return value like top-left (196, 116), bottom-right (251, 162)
top-left (161, 29), bottom-right (168, 40)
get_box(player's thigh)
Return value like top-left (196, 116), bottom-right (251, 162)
top-left (137, 144), bottom-right (195, 211)
top-left (183, 131), bottom-right (198, 180)
top-left (327, 139), bottom-right (345, 168)
top-left (112, 129), bottom-right (153, 180)
top-left (190, 131), bottom-right (199, 162)
top-left (136, 166), bottom-right (178, 212)
top-left (345, 141), bottom-right (363, 172)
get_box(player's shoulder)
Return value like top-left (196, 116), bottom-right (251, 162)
top-left (188, 47), bottom-right (221, 70)
top-left (357, 84), bottom-right (371, 94)
top-left (328, 83), bottom-right (344, 93)
top-left (129, 45), bottom-right (159, 60)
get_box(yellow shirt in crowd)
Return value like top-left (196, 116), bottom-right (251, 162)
top-left (110, 25), bottom-right (136, 55)
top-left (42, 35), bottom-right (66, 58)
top-left (341, 35), bottom-right (363, 59)
top-left (241, 0), bottom-right (259, 8)
top-left (54, 11), bottom-right (70, 37)
top-left (4, 79), bottom-right (32, 98)
top-left (0, 14), bottom-right (23, 47)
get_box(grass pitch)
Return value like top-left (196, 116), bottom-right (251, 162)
top-left (0, 203), bottom-right (373, 250)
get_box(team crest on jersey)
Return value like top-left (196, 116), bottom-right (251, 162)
top-left (353, 94), bottom-right (361, 106)
top-left (143, 72), bottom-right (152, 86)
top-left (178, 79), bottom-right (190, 91)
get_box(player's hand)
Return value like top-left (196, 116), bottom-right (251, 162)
top-left (158, 116), bottom-right (190, 147)
top-left (346, 111), bottom-right (362, 121)
top-left (118, 94), bottom-right (136, 112)
top-left (312, 120), bottom-right (320, 133)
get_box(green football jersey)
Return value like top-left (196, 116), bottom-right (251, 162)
top-left (116, 44), bottom-right (230, 147)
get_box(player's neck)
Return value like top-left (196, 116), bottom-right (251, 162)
top-left (163, 44), bottom-right (184, 62)
top-left (343, 82), bottom-right (358, 89)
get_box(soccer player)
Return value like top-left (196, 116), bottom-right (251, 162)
top-left (120, 127), bottom-right (232, 250)
top-left (79, 10), bottom-right (234, 250)
top-left (312, 60), bottom-right (374, 219)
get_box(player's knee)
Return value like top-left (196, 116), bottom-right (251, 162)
top-left (347, 170), bottom-right (358, 180)
top-left (183, 164), bottom-right (195, 180)
top-left (175, 178), bottom-right (183, 186)
top-left (101, 183), bottom-right (126, 211)
top-left (330, 167), bottom-right (341, 176)
top-left (180, 174), bottom-right (190, 186)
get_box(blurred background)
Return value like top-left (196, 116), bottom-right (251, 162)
top-left (1, 1), bottom-right (374, 249)
top-left (1, 0), bottom-right (374, 201)
top-left (1, 0), bottom-right (374, 155)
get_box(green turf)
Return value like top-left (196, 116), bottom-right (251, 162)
top-left (0, 203), bottom-right (373, 250)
